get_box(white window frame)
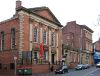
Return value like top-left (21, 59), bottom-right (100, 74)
top-left (33, 28), bottom-right (38, 43)
top-left (11, 28), bottom-right (15, 49)
top-left (43, 31), bottom-right (47, 45)
top-left (51, 32), bottom-right (55, 47)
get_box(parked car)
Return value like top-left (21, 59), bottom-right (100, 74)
top-left (55, 65), bottom-right (68, 74)
top-left (96, 62), bottom-right (100, 68)
top-left (75, 64), bottom-right (85, 70)
top-left (84, 64), bottom-right (91, 69)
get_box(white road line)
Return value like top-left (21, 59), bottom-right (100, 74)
top-left (83, 68), bottom-right (100, 76)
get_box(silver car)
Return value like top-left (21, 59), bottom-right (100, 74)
top-left (55, 65), bottom-right (68, 74)
top-left (96, 62), bottom-right (100, 68)
top-left (75, 64), bottom-right (85, 70)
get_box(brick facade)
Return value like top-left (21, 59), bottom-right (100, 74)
top-left (62, 21), bottom-right (93, 68)
top-left (94, 39), bottom-right (100, 51)
top-left (0, 0), bottom-right (62, 75)
top-left (93, 39), bottom-right (100, 64)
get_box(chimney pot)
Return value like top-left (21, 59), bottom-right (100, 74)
top-left (16, 0), bottom-right (22, 9)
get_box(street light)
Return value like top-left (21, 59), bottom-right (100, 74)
top-left (14, 56), bottom-right (17, 76)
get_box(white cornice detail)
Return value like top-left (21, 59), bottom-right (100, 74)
top-left (30, 14), bottom-right (59, 29)
top-left (18, 10), bottom-right (29, 16)
top-left (18, 10), bottom-right (60, 29)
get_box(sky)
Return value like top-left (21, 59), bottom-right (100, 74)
top-left (0, 0), bottom-right (100, 42)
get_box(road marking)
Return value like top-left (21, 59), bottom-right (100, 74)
top-left (83, 68), bottom-right (100, 76)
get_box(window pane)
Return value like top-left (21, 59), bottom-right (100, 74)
top-left (10, 63), bottom-right (15, 69)
top-left (43, 51), bottom-right (46, 60)
top-left (51, 32), bottom-right (55, 46)
top-left (11, 28), bottom-right (15, 49)
top-left (34, 52), bottom-right (38, 64)
top-left (34, 52), bottom-right (38, 59)
top-left (0, 63), bottom-right (2, 69)
top-left (1, 32), bottom-right (4, 50)
top-left (34, 28), bottom-right (38, 42)
top-left (43, 31), bottom-right (47, 44)
top-left (22, 51), bottom-right (32, 65)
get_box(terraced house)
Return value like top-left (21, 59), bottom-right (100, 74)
top-left (93, 39), bottom-right (100, 64)
top-left (62, 21), bottom-right (94, 68)
top-left (0, 0), bottom-right (62, 75)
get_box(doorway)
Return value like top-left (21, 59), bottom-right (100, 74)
top-left (51, 54), bottom-right (54, 64)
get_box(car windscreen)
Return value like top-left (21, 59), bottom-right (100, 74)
top-left (57, 66), bottom-right (62, 70)
top-left (77, 65), bottom-right (82, 67)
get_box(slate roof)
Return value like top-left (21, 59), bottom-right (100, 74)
top-left (79, 25), bottom-right (93, 33)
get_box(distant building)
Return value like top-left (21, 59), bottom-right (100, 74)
top-left (62, 21), bottom-right (93, 68)
top-left (0, 0), bottom-right (62, 75)
top-left (93, 39), bottom-right (100, 64)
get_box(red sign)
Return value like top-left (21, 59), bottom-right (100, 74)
top-left (39, 43), bottom-right (43, 58)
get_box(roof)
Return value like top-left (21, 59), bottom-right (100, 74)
top-left (16, 6), bottom-right (63, 27)
top-left (79, 25), bottom-right (93, 33)
top-left (64, 21), bottom-right (93, 33)
top-left (0, 16), bottom-right (18, 25)
top-left (28, 6), bottom-right (61, 25)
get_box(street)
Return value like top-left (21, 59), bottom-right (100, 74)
top-left (0, 66), bottom-right (100, 76)
top-left (54, 66), bottom-right (100, 76)
top-left (26, 66), bottom-right (100, 76)
top-left (61, 67), bottom-right (100, 76)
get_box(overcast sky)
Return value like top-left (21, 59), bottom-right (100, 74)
top-left (0, 0), bottom-right (100, 42)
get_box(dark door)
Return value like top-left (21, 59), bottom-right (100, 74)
top-left (51, 54), bottom-right (54, 64)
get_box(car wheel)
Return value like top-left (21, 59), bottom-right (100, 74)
top-left (62, 71), bottom-right (64, 74)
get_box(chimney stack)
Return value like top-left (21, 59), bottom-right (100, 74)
top-left (16, 0), bottom-right (22, 9)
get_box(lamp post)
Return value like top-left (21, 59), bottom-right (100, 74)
top-left (14, 56), bottom-right (17, 76)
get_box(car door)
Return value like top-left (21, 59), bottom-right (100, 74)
top-left (63, 65), bottom-right (68, 72)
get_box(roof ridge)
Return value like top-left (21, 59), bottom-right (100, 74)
top-left (28, 6), bottom-right (48, 10)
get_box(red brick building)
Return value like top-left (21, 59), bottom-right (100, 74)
top-left (94, 39), bottom-right (100, 51)
top-left (93, 39), bottom-right (100, 64)
top-left (0, 0), bottom-right (62, 75)
top-left (62, 21), bottom-right (93, 68)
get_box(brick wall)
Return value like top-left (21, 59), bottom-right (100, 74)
top-left (95, 41), bottom-right (100, 51)
top-left (0, 18), bottom-right (19, 50)
top-left (62, 21), bottom-right (81, 49)
top-left (0, 17), bottom-right (19, 75)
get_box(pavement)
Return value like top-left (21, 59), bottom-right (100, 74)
top-left (0, 68), bottom-right (75, 76)
top-left (30, 72), bottom-right (55, 76)
top-left (31, 69), bottom-right (75, 76)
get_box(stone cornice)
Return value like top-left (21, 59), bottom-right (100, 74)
top-left (18, 10), bottom-right (29, 16)
top-left (30, 14), bottom-right (59, 29)
top-left (18, 10), bottom-right (61, 30)
top-left (17, 7), bottom-right (63, 27)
